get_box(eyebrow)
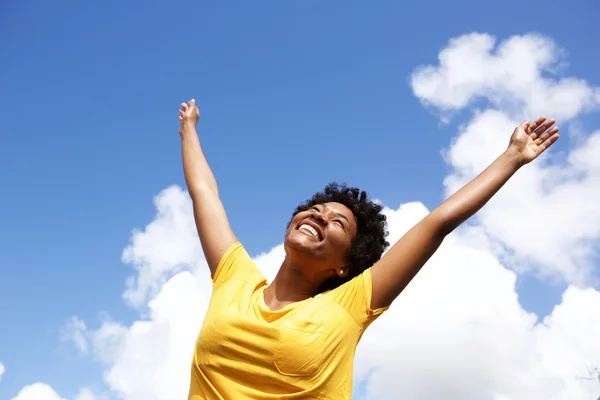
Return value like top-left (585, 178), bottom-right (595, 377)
top-left (321, 204), bottom-right (350, 223)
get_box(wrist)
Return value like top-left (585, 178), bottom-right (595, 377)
top-left (502, 146), bottom-right (526, 170)
top-left (179, 122), bottom-right (198, 138)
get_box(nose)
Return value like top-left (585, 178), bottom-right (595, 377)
top-left (312, 210), bottom-right (328, 226)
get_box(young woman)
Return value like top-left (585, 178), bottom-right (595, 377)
top-left (178, 99), bottom-right (559, 399)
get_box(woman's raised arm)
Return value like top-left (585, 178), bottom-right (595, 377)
top-left (179, 99), bottom-right (237, 277)
top-left (370, 117), bottom-right (559, 309)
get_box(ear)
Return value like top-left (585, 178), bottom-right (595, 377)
top-left (336, 265), bottom-right (350, 278)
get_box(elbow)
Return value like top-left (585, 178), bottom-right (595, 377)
top-left (426, 209), bottom-right (454, 238)
top-left (188, 182), bottom-right (219, 201)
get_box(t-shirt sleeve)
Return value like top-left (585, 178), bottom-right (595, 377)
top-left (211, 242), bottom-right (266, 287)
top-left (326, 268), bottom-right (389, 330)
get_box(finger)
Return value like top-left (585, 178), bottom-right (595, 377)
top-left (539, 119), bottom-right (556, 133)
top-left (179, 116), bottom-right (183, 122)
top-left (528, 116), bottom-right (547, 135)
top-left (531, 118), bottom-right (555, 140)
top-left (520, 120), bottom-right (531, 132)
top-left (181, 102), bottom-right (188, 111)
top-left (535, 126), bottom-right (559, 146)
top-left (189, 98), bottom-right (196, 107)
top-left (540, 132), bottom-right (559, 151)
top-left (535, 119), bottom-right (556, 137)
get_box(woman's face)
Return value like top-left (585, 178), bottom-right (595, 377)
top-left (284, 202), bottom-right (357, 277)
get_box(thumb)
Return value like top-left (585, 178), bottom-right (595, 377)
top-left (188, 98), bottom-right (196, 108)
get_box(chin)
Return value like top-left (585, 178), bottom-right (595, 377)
top-left (284, 230), bottom-right (322, 256)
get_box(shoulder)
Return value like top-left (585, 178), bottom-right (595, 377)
top-left (212, 242), bottom-right (266, 286)
top-left (321, 268), bottom-right (389, 329)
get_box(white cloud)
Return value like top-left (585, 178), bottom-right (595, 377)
top-left (121, 185), bottom-right (204, 308)
top-left (61, 276), bottom-right (206, 399)
top-left (10, 385), bottom-right (99, 400)
top-left (61, 316), bottom-right (89, 355)
top-left (74, 388), bottom-right (98, 400)
top-left (411, 33), bottom-right (600, 121)
top-left (90, 319), bottom-right (129, 365)
top-left (98, 271), bottom-right (207, 400)
top-left (0, 362), bottom-right (5, 380)
top-left (11, 383), bottom-right (66, 400)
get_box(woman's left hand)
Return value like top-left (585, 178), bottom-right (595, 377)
top-left (508, 116), bottom-right (560, 165)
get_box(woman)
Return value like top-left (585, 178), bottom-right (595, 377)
top-left (178, 99), bottom-right (559, 399)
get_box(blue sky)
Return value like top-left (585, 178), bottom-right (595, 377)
top-left (1, 1), bottom-right (600, 399)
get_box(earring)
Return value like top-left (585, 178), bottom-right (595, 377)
top-left (339, 269), bottom-right (344, 276)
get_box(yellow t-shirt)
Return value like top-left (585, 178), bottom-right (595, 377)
top-left (188, 242), bottom-right (388, 399)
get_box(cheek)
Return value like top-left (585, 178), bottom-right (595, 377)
top-left (285, 223), bottom-right (294, 235)
top-left (286, 216), bottom-right (301, 233)
top-left (284, 227), bottom-right (298, 243)
top-left (328, 231), bottom-right (353, 254)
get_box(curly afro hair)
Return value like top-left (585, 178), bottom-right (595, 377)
top-left (289, 182), bottom-right (389, 293)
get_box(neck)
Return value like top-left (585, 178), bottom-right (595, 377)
top-left (263, 256), bottom-right (324, 311)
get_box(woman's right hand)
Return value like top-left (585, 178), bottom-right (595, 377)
top-left (179, 99), bottom-right (200, 135)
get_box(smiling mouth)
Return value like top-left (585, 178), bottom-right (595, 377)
top-left (298, 223), bottom-right (323, 241)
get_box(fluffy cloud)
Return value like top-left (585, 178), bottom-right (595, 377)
top-left (11, 383), bottom-right (66, 400)
top-left (121, 186), bottom-right (204, 308)
top-left (17, 32), bottom-right (600, 400)
top-left (0, 362), bottom-right (4, 381)
top-left (11, 384), bottom-right (99, 400)
top-left (98, 271), bottom-right (207, 400)
top-left (411, 33), bottom-right (600, 120)
top-left (61, 316), bottom-right (89, 355)
top-left (73, 389), bottom-right (98, 400)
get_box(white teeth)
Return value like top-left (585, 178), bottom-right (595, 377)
top-left (299, 224), bottom-right (319, 239)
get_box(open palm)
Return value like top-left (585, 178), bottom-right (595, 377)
top-left (508, 116), bottom-right (560, 164)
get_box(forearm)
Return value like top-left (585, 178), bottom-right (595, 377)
top-left (433, 149), bottom-right (523, 236)
top-left (180, 126), bottom-right (219, 198)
